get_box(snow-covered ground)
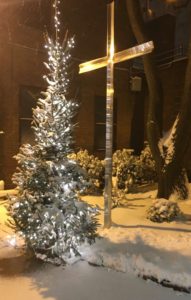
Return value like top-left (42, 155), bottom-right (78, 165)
top-left (81, 190), bottom-right (191, 292)
top-left (1, 189), bottom-right (191, 299)
top-left (1, 258), bottom-right (190, 300)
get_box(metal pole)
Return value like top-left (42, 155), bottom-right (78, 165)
top-left (104, 0), bottom-right (114, 228)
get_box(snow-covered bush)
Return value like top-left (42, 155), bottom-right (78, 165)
top-left (112, 187), bottom-right (128, 208)
top-left (112, 149), bottom-right (134, 176)
top-left (146, 199), bottom-right (182, 223)
top-left (116, 158), bottom-right (138, 191)
top-left (114, 143), bottom-right (157, 191)
top-left (69, 143), bottom-right (156, 194)
top-left (137, 142), bottom-right (157, 183)
top-left (68, 150), bottom-right (105, 192)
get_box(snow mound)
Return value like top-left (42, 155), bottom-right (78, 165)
top-left (79, 227), bottom-right (191, 292)
top-left (146, 199), bottom-right (182, 223)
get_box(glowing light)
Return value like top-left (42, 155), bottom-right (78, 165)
top-left (109, 43), bottom-right (115, 60)
top-left (79, 41), bottom-right (154, 74)
top-left (7, 235), bottom-right (17, 247)
top-left (107, 87), bottom-right (114, 97)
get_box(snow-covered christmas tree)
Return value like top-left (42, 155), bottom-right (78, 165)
top-left (8, 0), bottom-right (98, 264)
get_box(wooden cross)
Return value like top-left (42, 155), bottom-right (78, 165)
top-left (79, 0), bottom-right (154, 229)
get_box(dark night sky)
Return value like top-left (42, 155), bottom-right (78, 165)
top-left (2, 0), bottom-right (190, 63)
top-left (0, 0), bottom-right (131, 61)
top-left (60, 0), bottom-right (131, 61)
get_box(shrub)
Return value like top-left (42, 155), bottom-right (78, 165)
top-left (114, 142), bottom-right (157, 191)
top-left (116, 157), bottom-right (138, 190)
top-left (112, 149), bottom-right (134, 176)
top-left (68, 150), bottom-right (105, 191)
top-left (146, 199), bottom-right (182, 223)
top-left (137, 142), bottom-right (157, 183)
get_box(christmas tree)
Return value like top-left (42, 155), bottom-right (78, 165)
top-left (8, 0), bottom-right (98, 264)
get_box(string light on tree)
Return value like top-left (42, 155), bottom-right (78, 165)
top-left (8, 0), bottom-right (98, 264)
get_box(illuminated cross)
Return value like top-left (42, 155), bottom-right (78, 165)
top-left (79, 0), bottom-right (154, 229)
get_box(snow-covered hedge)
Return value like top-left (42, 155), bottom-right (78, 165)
top-left (112, 149), bottom-right (134, 177)
top-left (146, 199), bottom-right (182, 223)
top-left (114, 142), bottom-right (157, 191)
top-left (68, 150), bottom-right (105, 192)
top-left (137, 142), bottom-right (157, 183)
top-left (113, 149), bottom-right (137, 190)
top-left (69, 143), bottom-right (157, 194)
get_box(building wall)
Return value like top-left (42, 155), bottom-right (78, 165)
top-left (76, 65), bottom-right (136, 158)
top-left (0, 24), bottom-right (46, 188)
top-left (160, 58), bottom-right (187, 132)
top-left (2, 38), bottom-right (186, 187)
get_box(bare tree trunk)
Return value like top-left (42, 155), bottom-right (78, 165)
top-left (126, 0), bottom-right (191, 199)
top-left (126, 0), bottom-right (164, 192)
top-left (159, 22), bottom-right (191, 198)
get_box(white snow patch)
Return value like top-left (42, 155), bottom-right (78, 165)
top-left (2, 188), bottom-right (191, 293)
top-left (158, 116), bottom-right (179, 166)
top-left (81, 188), bottom-right (191, 291)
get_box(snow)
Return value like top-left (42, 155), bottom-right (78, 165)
top-left (80, 190), bottom-right (191, 291)
top-left (1, 188), bottom-right (191, 299)
top-left (159, 116), bottom-right (179, 165)
top-left (0, 259), bottom-right (189, 300)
